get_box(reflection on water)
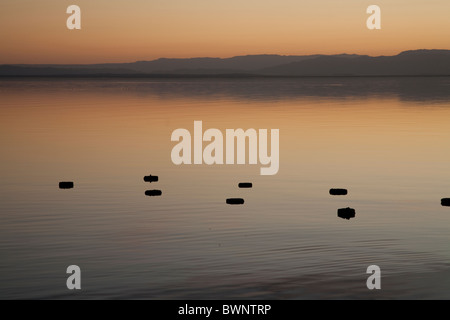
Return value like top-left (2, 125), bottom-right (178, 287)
top-left (0, 77), bottom-right (450, 299)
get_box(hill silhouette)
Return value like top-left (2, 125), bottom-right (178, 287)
top-left (261, 50), bottom-right (450, 76)
top-left (1, 50), bottom-right (449, 77)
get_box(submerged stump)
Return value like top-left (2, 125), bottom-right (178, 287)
top-left (330, 188), bottom-right (348, 196)
top-left (59, 182), bottom-right (74, 189)
top-left (226, 198), bottom-right (245, 205)
top-left (338, 207), bottom-right (356, 220)
top-left (238, 183), bottom-right (253, 189)
top-left (144, 175), bottom-right (159, 183)
top-left (145, 190), bottom-right (162, 197)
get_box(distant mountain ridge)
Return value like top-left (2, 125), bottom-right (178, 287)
top-left (1, 50), bottom-right (449, 76)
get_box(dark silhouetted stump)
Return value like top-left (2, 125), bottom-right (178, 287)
top-left (226, 198), bottom-right (245, 205)
top-left (330, 188), bottom-right (348, 196)
top-left (338, 207), bottom-right (356, 220)
top-left (238, 183), bottom-right (253, 188)
top-left (442, 198), bottom-right (450, 207)
top-left (145, 190), bottom-right (162, 197)
top-left (144, 175), bottom-right (159, 183)
top-left (59, 182), bottom-right (74, 189)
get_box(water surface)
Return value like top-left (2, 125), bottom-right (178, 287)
top-left (1, 77), bottom-right (450, 299)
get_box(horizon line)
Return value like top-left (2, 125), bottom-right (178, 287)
top-left (2, 48), bottom-right (449, 66)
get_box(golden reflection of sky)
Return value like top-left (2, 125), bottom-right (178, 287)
top-left (2, 90), bottom-right (450, 184)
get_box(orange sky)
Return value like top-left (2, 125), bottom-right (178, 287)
top-left (0, 0), bottom-right (449, 64)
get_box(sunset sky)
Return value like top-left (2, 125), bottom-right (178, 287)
top-left (0, 0), bottom-right (449, 64)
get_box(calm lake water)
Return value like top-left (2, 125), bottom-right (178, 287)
top-left (1, 77), bottom-right (450, 299)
